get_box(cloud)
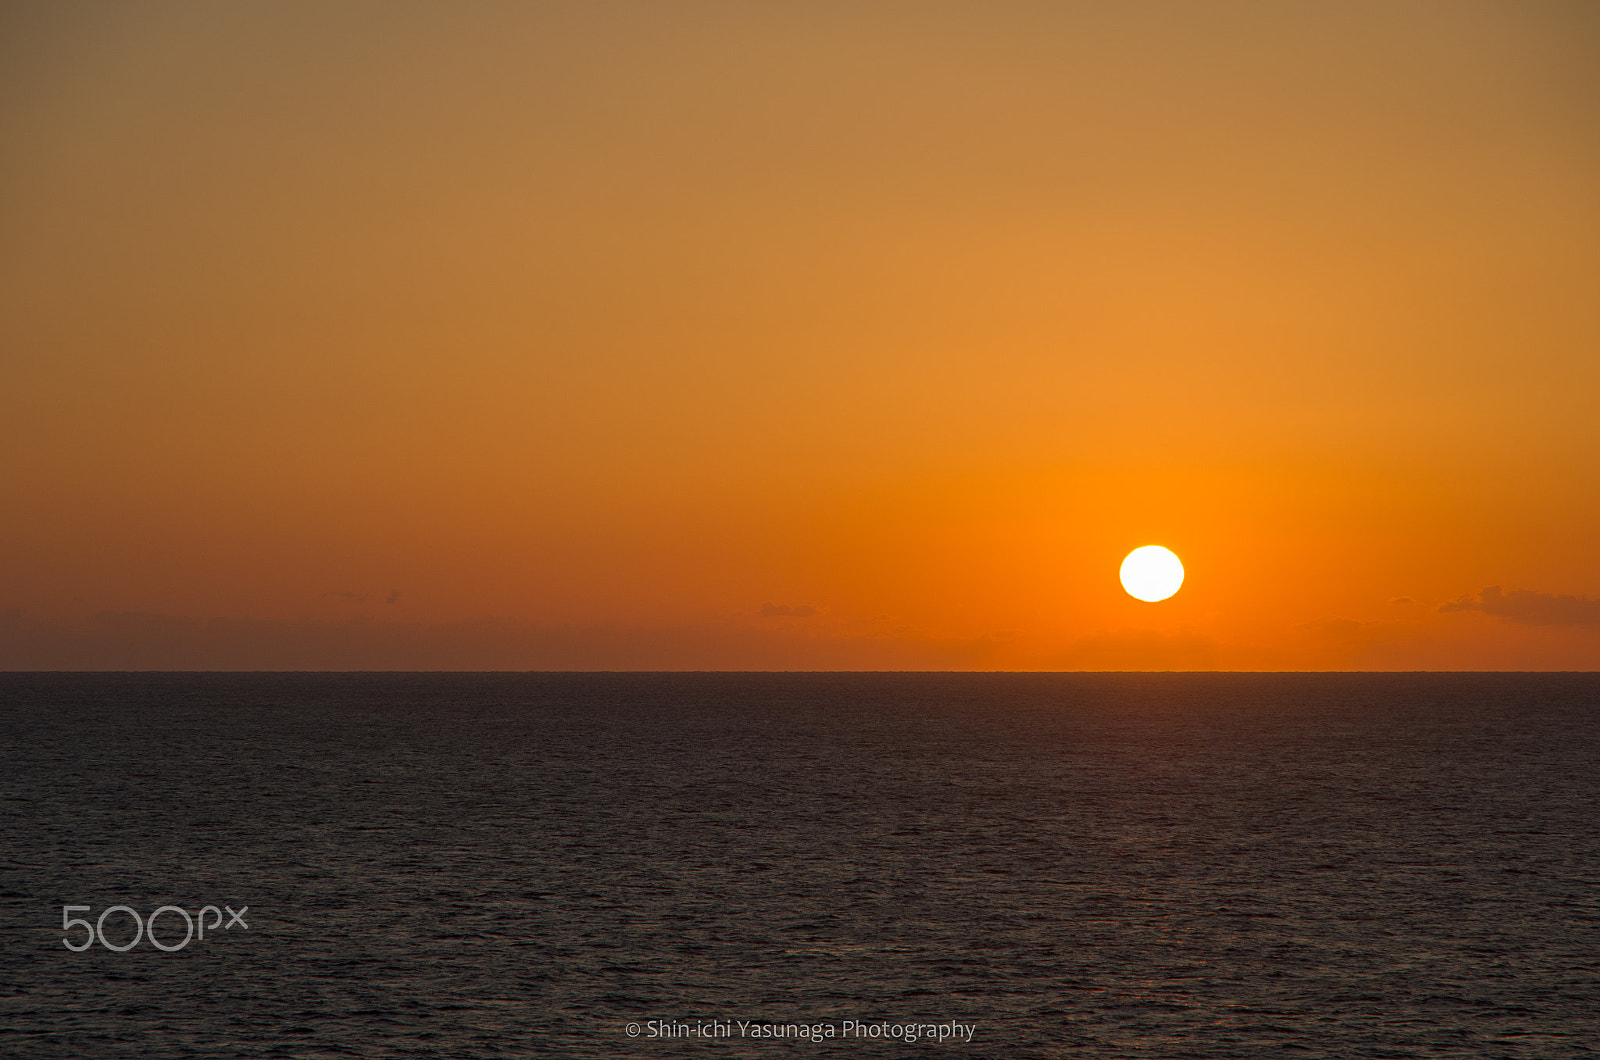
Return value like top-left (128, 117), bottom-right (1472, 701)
top-left (759, 603), bottom-right (816, 618)
top-left (1300, 617), bottom-right (1363, 638)
top-left (1439, 586), bottom-right (1600, 626)
top-left (1292, 615), bottom-right (1435, 667)
top-left (1054, 629), bottom-right (1222, 671)
top-left (0, 610), bottom-right (999, 671)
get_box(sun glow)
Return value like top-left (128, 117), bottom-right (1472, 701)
top-left (1120, 546), bottom-right (1184, 602)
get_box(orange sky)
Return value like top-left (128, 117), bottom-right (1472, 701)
top-left (3, 2), bottom-right (1598, 669)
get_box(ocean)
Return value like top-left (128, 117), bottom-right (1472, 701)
top-left (2, 672), bottom-right (1597, 1057)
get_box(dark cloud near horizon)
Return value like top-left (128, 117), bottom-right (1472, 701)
top-left (328, 590), bottom-right (400, 605)
top-left (1439, 586), bottom-right (1600, 626)
top-left (1056, 629), bottom-right (1221, 670)
top-left (1295, 615), bottom-right (1433, 667)
top-left (759, 603), bottom-right (816, 618)
top-left (0, 609), bottom-right (988, 671)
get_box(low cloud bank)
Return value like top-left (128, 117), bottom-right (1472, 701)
top-left (1054, 629), bottom-right (1223, 671)
top-left (0, 610), bottom-right (1000, 671)
top-left (1439, 586), bottom-right (1600, 627)
top-left (759, 603), bottom-right (816, 618)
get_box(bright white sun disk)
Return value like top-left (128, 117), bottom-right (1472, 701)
top-left (1120, 545), bottom-right (1184, 602)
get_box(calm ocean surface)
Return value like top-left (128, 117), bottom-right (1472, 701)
top-left (2, 673), bottom-right (1598, 1058)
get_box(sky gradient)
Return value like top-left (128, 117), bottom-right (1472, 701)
top-left (4, 1), bottom-right (1599, 669)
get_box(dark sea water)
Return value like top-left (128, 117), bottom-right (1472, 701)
top-left (2, 673), bottom-right (1599, 1058)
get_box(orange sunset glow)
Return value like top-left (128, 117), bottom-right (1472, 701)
top-left (3, 3), bottom-right (1598, 670)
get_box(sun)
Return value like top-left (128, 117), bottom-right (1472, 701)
top-left (1120, 545), bottom-right (1184, 602)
